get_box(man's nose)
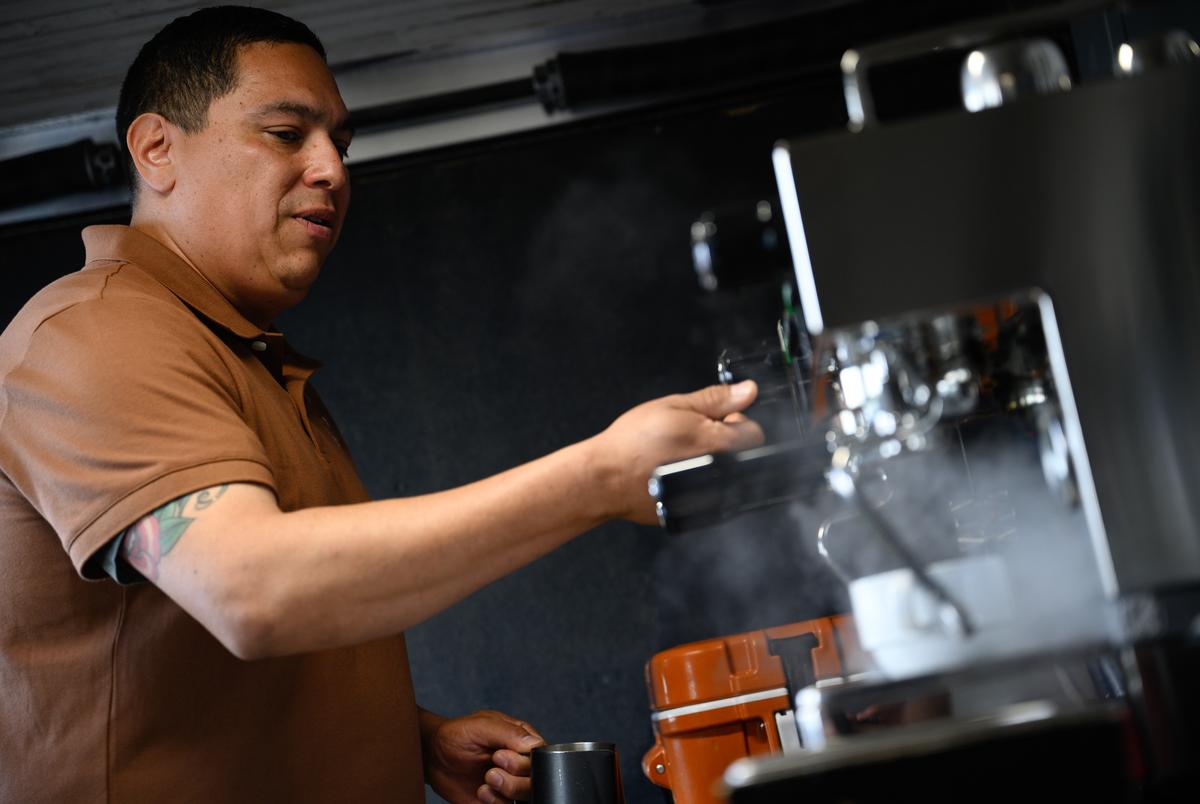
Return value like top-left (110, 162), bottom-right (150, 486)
top-left (303, 137), bottom-right (348, 191)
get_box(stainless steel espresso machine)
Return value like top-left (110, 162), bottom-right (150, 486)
top-left (649, 3), bottom-right (1200, 800)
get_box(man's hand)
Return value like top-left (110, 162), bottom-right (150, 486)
top-left (421, 708), bottom-right (544, 804)
top-left (591, 380), bottom-right (764, 524)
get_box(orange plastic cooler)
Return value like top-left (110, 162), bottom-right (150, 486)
top-left (641, 616), bottom-right (864, 804)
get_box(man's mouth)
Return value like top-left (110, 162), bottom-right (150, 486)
top-left (294, 210), bottom-right (335, 239)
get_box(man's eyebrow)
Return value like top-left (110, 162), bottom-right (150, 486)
top-left (251, 101), bottom-right (355, 137)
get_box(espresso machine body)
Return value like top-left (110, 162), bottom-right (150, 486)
top-left (643, 16), bottom-right (1200, 800)
top-left (777, 61), bottom-right (1200, 600)
top-left (723, 41), bottom-right (1200, 803)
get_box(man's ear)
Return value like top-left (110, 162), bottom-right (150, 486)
top-left (125, 112), bottom-right (177, 195)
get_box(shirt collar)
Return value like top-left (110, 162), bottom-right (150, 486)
top-left (81, 224), bottom-right (266, 341)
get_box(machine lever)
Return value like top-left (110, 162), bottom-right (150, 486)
top-left (649, 437), bottom-right (830, 533)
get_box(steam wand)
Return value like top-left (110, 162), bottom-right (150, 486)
top-left (828, 448), bottom-right (977, 637)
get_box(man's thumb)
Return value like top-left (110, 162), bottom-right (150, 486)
top-left (686, 380), bottom-right (757, 419)
top-left (515, 729), bottom-right (544, 750)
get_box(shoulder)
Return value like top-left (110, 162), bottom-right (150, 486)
top-left (0, 262), bottom-right (241, 422)
top-left (4, 259), bottom-right (220, 360)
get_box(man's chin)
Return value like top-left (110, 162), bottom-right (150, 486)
top-left (272, 263), bottom-right (322, 306)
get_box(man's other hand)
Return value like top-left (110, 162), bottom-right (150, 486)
top-left (591, 380), bottom-right (764, 524)
top-left (422, 709), bottom-right (544, 804)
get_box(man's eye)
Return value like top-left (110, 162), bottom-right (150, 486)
top-left (269, 130), bottom-right (301, 143)
top-left (335, 143), bottom-right (351, 160)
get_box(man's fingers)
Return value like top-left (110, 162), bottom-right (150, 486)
top-left (717, 416), bottom-right (765, 452)
top-left (502, 716), bottom-right (543, 748)
top-left (470, 710), bottom-right (543, 752)
top-left (487, 710), bottom-right (539, 736)
top-left (507, 724), bottom-right (543, 752)
top-left (493, 748), bottom-right (532, 776)
top-left (680, 381), bottom-right (757, 420)
top-left (483, 768), bottom-right (531, 801)
top-left (476, 783), bottom-right (511, 804)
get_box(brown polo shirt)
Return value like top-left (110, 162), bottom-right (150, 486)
top-left (0, 225), bottom-right (423, 803)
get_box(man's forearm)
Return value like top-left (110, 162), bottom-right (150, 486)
top-left (157, 437), bottom-right (612, 658)
top-left (261, 438), bottom-right (610, 653)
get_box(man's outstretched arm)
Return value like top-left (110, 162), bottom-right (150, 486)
top-left (119, 382), bottom-right (762, 659)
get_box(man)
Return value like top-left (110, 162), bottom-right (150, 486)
top-left (0, 7), bottom-right (762, 803)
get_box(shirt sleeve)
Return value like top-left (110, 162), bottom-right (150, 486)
top-left (0, 292), bottom-right (277, 578)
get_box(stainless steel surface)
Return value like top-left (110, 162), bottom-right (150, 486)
top-left (793, 290), bottom-right (1112, 678)
top-left (960, 38), bottom-right (1072, 112)
top-left (838, 0), bottom-right (1110, 130)
top-left (792, 647), bottom-right (1123, 751)
top-left (725, 697), bottom-right (1130, 800)
top-left (531, 742), bottom-right (625, 804)
top-left (1116, 29), bottom-right (1200, 76)
top-left (774, 62), bottom-right (1200, 596)
top-left (536, 742), bottom-right (617, 753)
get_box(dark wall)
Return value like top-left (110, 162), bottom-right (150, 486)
top-left (1, 86), bottom-right (850, 802)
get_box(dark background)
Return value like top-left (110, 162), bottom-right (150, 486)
top-left (0, 84), bottom-right (852, 802)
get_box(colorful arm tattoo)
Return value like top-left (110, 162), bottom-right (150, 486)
top-left (120, 485), bottom-right (229, 581)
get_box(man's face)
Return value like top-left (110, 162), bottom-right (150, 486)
top-left (167, 41), bottom-right (352, 323)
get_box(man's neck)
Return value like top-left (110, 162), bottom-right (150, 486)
top-left (128, 212), bottom-right (276, 329)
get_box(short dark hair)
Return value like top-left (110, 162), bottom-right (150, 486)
top-left (116, 5), bottom-right (327, 193)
